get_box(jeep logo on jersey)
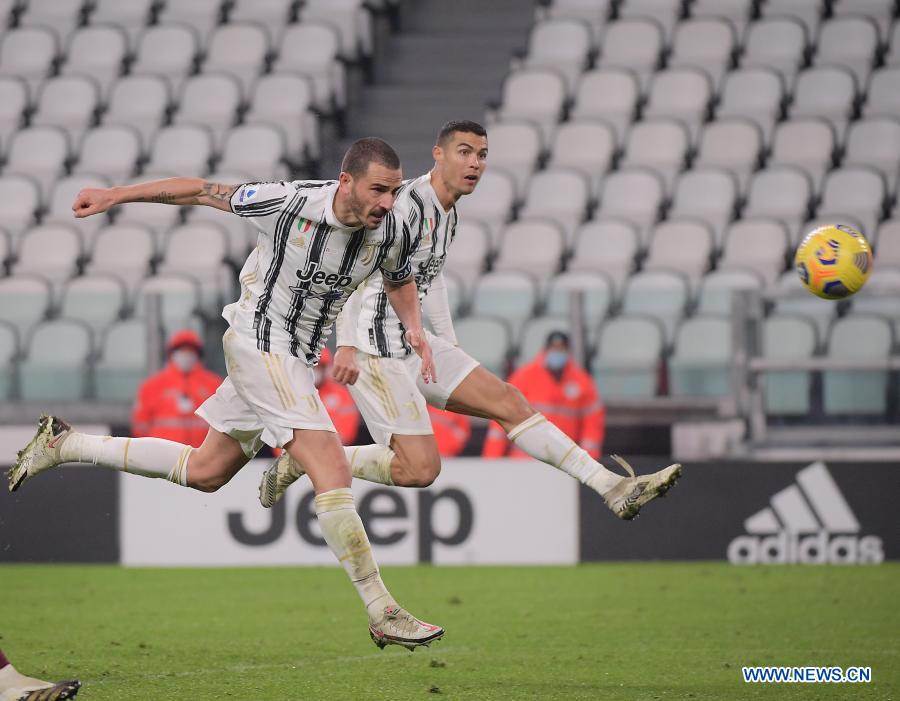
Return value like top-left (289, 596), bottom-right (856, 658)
top-left (727, 462), bottom-right (884, 565)
top-left (289, 262), bottom-right (353, 300)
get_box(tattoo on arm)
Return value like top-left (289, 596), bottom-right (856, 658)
top-left (139, 191), bottom-right (176, 204)
top-left (201, 182), bottom-right (238, 203)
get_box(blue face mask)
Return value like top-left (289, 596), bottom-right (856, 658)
top-left (545, 350), bottom-right (568, 371)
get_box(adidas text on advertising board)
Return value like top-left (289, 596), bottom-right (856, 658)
top-left (728, 462), bottom-right (884, 565)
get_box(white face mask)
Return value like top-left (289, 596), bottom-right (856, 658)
top-left (171, 349), bottom-right (199, 373)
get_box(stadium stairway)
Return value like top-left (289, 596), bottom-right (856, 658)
top-left (319, 0), bottom-right (538, 176)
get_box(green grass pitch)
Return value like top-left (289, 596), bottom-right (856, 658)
top-left (1, 564), bottom-right (897, 700)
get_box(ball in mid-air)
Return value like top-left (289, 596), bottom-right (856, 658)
top-left (794, 224), bottom-right (873, 299)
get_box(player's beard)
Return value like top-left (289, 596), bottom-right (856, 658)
top-left (348, 188), bottom-right (386, 230)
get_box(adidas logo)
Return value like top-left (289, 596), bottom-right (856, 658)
top-left (727, 462), bottom-right (884, 565)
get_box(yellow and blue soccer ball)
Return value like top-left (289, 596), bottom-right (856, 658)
top-left (794, 224), bottom-right (873, 300)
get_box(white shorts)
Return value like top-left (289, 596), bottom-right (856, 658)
top-left (196, 328), bottom-right (335, 456)
top-left (349, 332), bottom-right (479, 445)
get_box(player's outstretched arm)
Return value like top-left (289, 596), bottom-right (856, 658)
top-left (72, 178), bottom-right (238, 218)
top-left (384, 276), bottom-right (436, 383)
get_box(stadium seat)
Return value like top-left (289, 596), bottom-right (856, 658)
top-left (156, 223), bottom-right (230, 311)
top-left (103, 75), bottom-right (170, 149)
top-left (521, 18), bottom-right (592, 94)
top-left (440, 271), bottom-right (465, 318)
top-left (45, 174), bottom-right (113, 246)
top-left (850, 267), bottom-right (900, 340)
top-left (173, 73), bottom-right (242, 149)
top-left (620, 269), bottom-right (690, 343)
top-left (693, 119), bottom-right (762, 194)
top-left (691, 0), bottom-right (754, 42)
top-left (30, 74), bottom-right (100, 148)
top-left (74, 125), bottom-right (142, 182)
top-left (273, 23), bottom-right (346, 113)
top-left (571, 68), bottom-right (639, 145)
top-left (568, 218), bottom-right (639, 292)
top-left (94, 318), bottom-right (148, 400)
top-left (470, 271), bottom-right (539, 340)
top-left (131, 24), bottom-right (200, 96)
top-left (202, 23), bottom-right (269, 97)
top-left (157, 0), bottom-right (225, 47)
top-left (0, 175), bottom-right (40, 237)
top-left (544, 271), bottom-right (613, 326)
top-left (4, 125), bottom-right (70, 200)
top-left (454, 169), bottom-right (516, 240)
top-left (539, 0), bottom-right (612, 41)
top-left (643, 68), bottom-right (713, 142)
top-left (741, 18), bottom-right (807, 89)
top-left (492, 219), bottom-right (565, 278)
top-left (84, 223), bottom-right (156, 287)
top-left (864, 67), bottom-right (900, 119)
top-left (844, 118), bottom-right (900, 193)
top-left (245, 73), bottom-right (320, 162)
top-left (482, 120), bottom-right (543, 197)
top-left (790, 67), bottom-right (857, 142)
top-left (715, 67), bottom-right (784, 145)
top-left (592, 315), bottom-right (664, 399)
top-left (0, 77), bottom-right (28, 153)
top-left (134, 274), bottom-right (204, 336)
top-left (90, 0), bottom-right (157, 49)
top-left (643, 218), bottom-right (714, 280)
top-left (761, 314), bottom-right (817, 415)
top-left (668, 19), bottom-right (736, 90)
top-left (145, 125), bottom-right (214, 177)
top-left (229, 0), bottom-right (295, 46)
top-left (62, 25), bottom-right (128, 99)
top-left (0, 274), bottom-right (52, 339)
top-left (814, 16), bottom-right (879, 87)
top-left (18, 0), bottom-right (84, 38)
top-left (695, 268), bottom-right (765, 315)
top-left (620, 118), bottom-right (690, 193)
top-left (594, 167), bottom-right (665, 248)
top-left (769, 118), bottom-right (836, 195)
top-left (618, 0), bottom-right (680, 44)
top-left (875, 219), bottom-right (900, 263)
top-left (824, 314), bottom-right (893, 415)
top-left (115, 172), bottom-right (185, 237)
top-left (772, 270), bottom-right (836, 342)
top-left (453, 316), bottom-right (511, 378)
top-left (669, 316), bottom-right (733, 398)
top-left (759, 0), bottom-right (822, 40)
top-left (817, 167), bottom-right (886, 238)
top-left (11, 223), bottom-right (82, 282)
top-left (832, 0), bottom-right (895, 39)
top-left (19, 319), bottom-right (93, 401)
top-left (886, 20), bottom-right (900, 65)
top-left (668, 168), bottom-right (738, 248)
top-left (517, 315), bottom-right (573, 365)
top-left (743, 166), bottom-right (812, 242)
top-left (0, 321), bottom-right (17, 399)
top-left (719, 218), bottom-right (789, 287)
top-left (299, 0), bottom-right (374, 61)
top-left (59, 274), bottom-right (127, 334)
top-left (495, 68), bottom-right (566, 143)
top-left (218, 124), bottom-right (288, 182)
top-left (0, 26), bottom-right (57, 96)
top-left (442, 220), bottom-right (490, 288)
top-left (596, 18), bottom-right (664, 91)
top-left (184, 186), bottom-right (255, 264)
top-left (518, 168), bottom-right (590, 245)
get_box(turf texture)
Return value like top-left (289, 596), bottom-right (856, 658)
top-left (0, 564), bottom-right (896, 700)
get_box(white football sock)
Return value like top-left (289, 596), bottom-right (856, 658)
top-left (345, 444), bottom-right (394, 485)
top-left (508, 414), bottom-right (621, 494)
top-left (59, 433), bottom-right (192, 486)
top-left (0, 663), bottom-right (51, 692)
top-left (314, 488), bottom-right (396, 619)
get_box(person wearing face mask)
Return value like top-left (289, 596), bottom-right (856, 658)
top-left (313, 348), bottom-right (360, 445)
top-left (131, 329), bottom-right (224, 448)
top-left (482, 331), bottom-right (605, 460)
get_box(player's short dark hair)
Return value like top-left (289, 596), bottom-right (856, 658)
top-left (341, 137), bottom-right (401, 178)
top-left (437, 120), bottom-right (488, 146)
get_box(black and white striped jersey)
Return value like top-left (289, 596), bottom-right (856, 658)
top-left (350, 172), bottom-right (457, 357)
top-left (222, 180), bottom-right (412, 364)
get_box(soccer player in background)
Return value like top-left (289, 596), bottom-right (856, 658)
top-left (259, 120), bottom-right (681, 520)
top-left (8, 138), bottom-right (444, 651)
top-left (0, 648), bottom-right (80, 701)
